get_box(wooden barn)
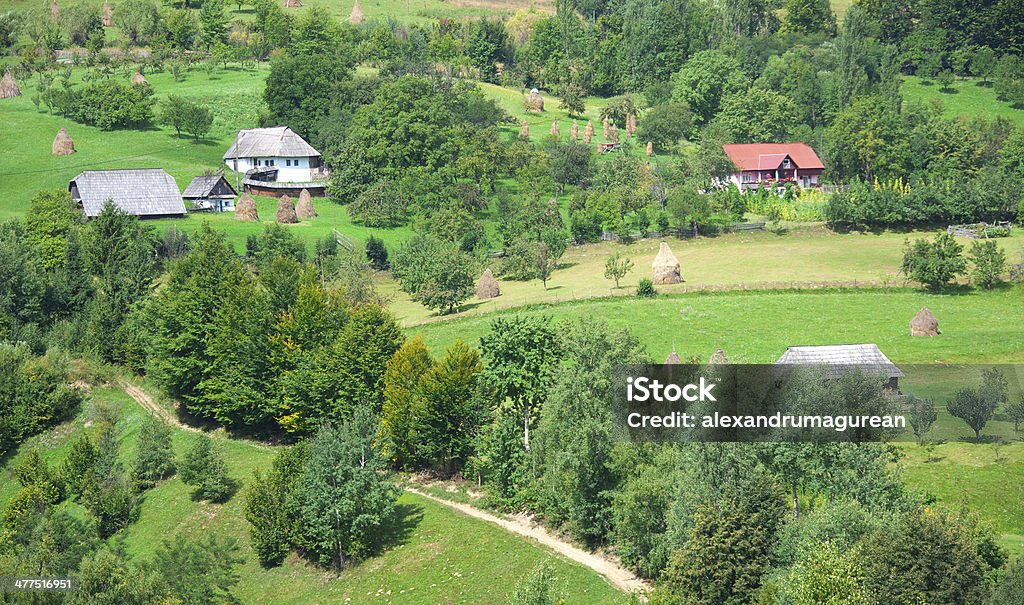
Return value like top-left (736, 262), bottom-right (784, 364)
top-left (183, 174), bottom-right (237, 213)
top-left (69, 169), bottom-right (186, 219)
top-left (775, 344), bottom-right (903, 392)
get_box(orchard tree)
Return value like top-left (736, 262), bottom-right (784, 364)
top-left (604, 252), bottom-right (633, 288)
top-left (968, 240), bottom-right (1007, 288)
top-left (972, 47), bottom-right (997, 86)
top-left (415, 246), bottom-right (475, 314)
top-left (1007, 396), bottom-right (1024, 434)
top-left (900, 233), bottom-right (966, 290)
top-left (559, 83), bottom-right (586, 118)
top-left (906, 395), bottom-right (937, 444)
top-left (638, 103), bottom-right (693, 151)
top-left (948, 368), bottom-right (1008, 440)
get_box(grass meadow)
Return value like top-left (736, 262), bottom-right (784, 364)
top-left (0, 385), bottom-right (626, 605)
top-left (902, 75), bottom-right (1024, 127)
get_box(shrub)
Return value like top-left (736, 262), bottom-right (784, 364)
top-left (968, 240), bottom-right (1007, 288)
top-left (56, 79), bottom-right (155, 130)
top-left (179, 435), bottom-right (233, 502)
top-left (900, 233), bottom-right (966, 290)
top-left (365, 235), bottom-right (389, 270)
top-left (636, 278), bottom-right (656, 297)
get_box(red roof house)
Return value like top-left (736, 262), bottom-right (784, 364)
top-left (722, 143), bottom-right (824, 192)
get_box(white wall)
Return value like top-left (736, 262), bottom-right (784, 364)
top-left (225, 156), bottom-right (313, 182)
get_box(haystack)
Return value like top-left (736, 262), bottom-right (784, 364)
top-left (283, 0), bottom-right (302, 7)
top-left (910, 307), bottom-right (939, 337)
top-left (476, 268), bottom-right (500, 299)
top-left (276, 195), bottom-right (298, 224)
top-left (348, 0), bottom-right (364, 24)
top-left (709, 348), bottom-right (728, 364)
top-left (51, 128), bottom-right (76, 155)
top-left (101, 0), bottom-right (112, 26)
top-left (526, 88), bottom-right (544, 112)
top-left (652, 242), bottom-right (681, 285)
top-left (234, 193), bottom-right (259, 221)
top-left (519, 119), bottom-right (529, 139)
top-left (50, 0), bottom-right (59, 21)
top-left (295, 188), bottom-right (317, 219)
top-left (130, 72), bottom-right (148, 86)
top-left (665, 349), bottom-right (682, 364)
top-left (583, 120), bottom-right (594, 144)
top-left (550, 120), bottom-right (560, 140)
top-left (602, 116), bottom-right (610, 140)
top-left (1, 71), bottom-right (21, 98)
top-left (608, 123), bottom-right (619, 143)
top-left (626, 113), bottom-right (637, 137)
top-left (646, 141), bottom-right (653, 156)
top-left (570, 120), bottom-right (579, 142)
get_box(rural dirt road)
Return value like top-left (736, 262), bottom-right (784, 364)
top-left (119, 380), bottom-right (200, 432)
top-left (405, 487), bottom-right (651, 596)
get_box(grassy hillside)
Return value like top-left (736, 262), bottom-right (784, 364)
top-left (0, 385), bottom-right (626, 604)
top-left (902, 75), bottom-right (1024, 127)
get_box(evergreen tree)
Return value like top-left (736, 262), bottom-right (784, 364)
top-left (132, 417), bottom-right (175, 488)
top-left (245, 443), bottom-right (308, 567)
top-left (179, 434), bottom-right (233, 502)
top-left (380, 335), bottom-right (436, 469)
top-left (417, 340), bottom-right (485, 474)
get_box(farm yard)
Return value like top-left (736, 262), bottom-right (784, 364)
top-left (3, 0), bottom-right (1024, 603)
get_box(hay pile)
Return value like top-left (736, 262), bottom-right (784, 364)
top-left (101, 0), bottom-right (112, 26)
top-left (646, 141), bottom-right (653, 156)
top-left (550, 121), bottom-right (560, 140)
top-left (1, 71), bottom-right (21, 98)
top-left (608, 123), bottom-right (619, 143)
top-left (626, 113), bottom-right (637, 137)
top-left (130, 72), bottom-right (148, 86)
top-left (665, 349), bottom-right (682, 364)
top-left (602, 116), bottom-right (610, 140)
top-left (295, 188), bottom-right (317, 219)
top-left (234, 193), bottom-right (259, 221)
top-left (570, 120), bottom-right (579, 142)
top-left (476, 268), bottom-right (500, 299)
top-left (50, 0), bottom-right (59, 20)
top-left (652, 242), bottom-right (681, 285)
top-left (519, 119), bottom-right (529, 139)
top-left (284, 0), bottom-right (302, 6)
top-left (51, 128), bottom-right (76, 155)
top-left (583, 120), bottom-right (594, 144)
top-left (348, 0), bottom-right (363, 23)
top-left (276, 195), bottom-right (298, 223)
top-left (910, 307), bottom-right (939, 337)
top-left (526, 88), bottom-right (544, 112)
top-left (709, 348), bottom-right (728, 364)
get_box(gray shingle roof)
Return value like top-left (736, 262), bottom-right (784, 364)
top-left (70, 169), bottom-right (186, 218)
top-left (775, 344), bottom-right (904, 379)
top-left (223, 127), bottom-right (320, 160)
top-left (183, 174), bottom-right (236, 199)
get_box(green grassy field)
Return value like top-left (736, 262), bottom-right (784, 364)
top-left (0, 385), bottom-right (626, 605)
top-left (902, 75), bottom-right (1024, 127)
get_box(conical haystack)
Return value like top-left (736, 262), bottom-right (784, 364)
top-left (234, 193), bottom-right (259, 221)
top-left (276, 195), bottom-right (298, 223)
top-left (709, 348), bottom-right (728, 364)
top-left (50, 0), bottom-right (59, 21)
top-left (666, 349), bottom-right (682, 364)
top-left (910, 307), bottom-right (939, 337)
top-left (626, 113), bottom-right (637, 137)
top-left (348, 0), bottom-right (363, 24)
top-left (51, 128), bottom-right (76, 155)
top-left (526, 88), bottom-right (544, 112)
top-left (476, 268), bottom-right (500, 299)
top-left (646, 141), bottom-right (653, 156)
top-left (284, 0), bottom-right (302, 6)
top-left (130, 72), bottom-right (148, 86)
top-left (602, 116), bottom-right (610, 140)
top-left (570, 120), bottom-right (579, 142)
top-left (652, 242), bottom-right (681, 285)
top-left (550, 120), bottom-right (560, 140)
top-left (608, 123), bottom-right (619, 143)
top-left (519, 119), bottom-right (529, 139)
top-left (101, 0), bottom-right (112, 26)
top-left (1, 71), bottom-right (21, 98)
top-left (295, 188), bottom-right (317, 219)
top-left (583, 120), bottom-right (594, 144)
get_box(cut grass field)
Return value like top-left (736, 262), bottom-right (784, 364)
top-left (0, 385), bottom-right (627, 605)
top-left (902, 75), bottom-right (1024, 127)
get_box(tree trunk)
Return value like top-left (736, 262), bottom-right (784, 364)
top-left (523, 406), bottom-right (530, 451)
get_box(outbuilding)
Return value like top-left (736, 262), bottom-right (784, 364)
top-left (183, 174), bottom-right (238, 213)
top-left (69, 169), bottom-right (186, 218)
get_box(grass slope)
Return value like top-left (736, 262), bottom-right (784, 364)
top-left (902, 75), bottom-right (1024, 127)
top-left (0, 386), bottom-right (625, 605)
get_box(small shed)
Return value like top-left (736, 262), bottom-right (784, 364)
top-left (183, 174), bottom-right (237, 212)
top-left (69, 169), bottom-right (186, 219)
top-left (775, 344), bottom-right (903, 391)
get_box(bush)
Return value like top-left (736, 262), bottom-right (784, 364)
top-left (365, 235), bottom-right (389, 270)
top-left (969, 240), bottom-right (1007, 288)
top-left (636, 278), bottom-right (656, 298)
top-left (56, 79), bottom-right (155, 130)
top-left (900, 233), bottom-right (966, 290)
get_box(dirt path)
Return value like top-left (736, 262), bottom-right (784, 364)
top-left (119, 380), bottom-right (200, 433)
top-left (405, 487), bottom-right (651, 596)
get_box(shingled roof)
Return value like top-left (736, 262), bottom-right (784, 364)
top-left (774, 344), bottom-right (903, 380)
top-left (183, 174), bottom-right (237, 199)
top-left (722, 143), bottom-right (824, 171)
top-left (70, 169), bottom-right (186, 218)
top-left (223, 127), bottom-right (320, 160)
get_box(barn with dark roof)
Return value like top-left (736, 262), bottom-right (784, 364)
top-left (69, 169), bottom-right (186, 218)
top-left (183, 174), bottom-right (237, 213)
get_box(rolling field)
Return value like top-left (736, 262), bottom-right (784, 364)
top-left (902, 75), bottom-right (1024, 127)
top-left (0, 385), bottom-right (626, 605)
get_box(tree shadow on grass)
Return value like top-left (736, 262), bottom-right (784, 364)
top-left (372, 501), bottom-right (424, 555)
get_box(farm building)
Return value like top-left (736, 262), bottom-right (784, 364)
top-left (774, 344), bottom-right (903, 391)
top-left (183, 174), bottom-right (237, 213)
top-left (223, 127), bottom-right (327, 198)
top-left (69, 169), bottom-right (186, 219)
top-left (722, 143), bottom-right (824, 192)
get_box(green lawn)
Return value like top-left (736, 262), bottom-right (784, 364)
top-left (0, 386), bottom-right (626, 605)
top-left (902, 75), bottom-right (1024, 127)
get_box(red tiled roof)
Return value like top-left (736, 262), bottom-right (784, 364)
top-left (722, 143), bottom-right (824, 171)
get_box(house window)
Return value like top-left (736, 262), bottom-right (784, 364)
top-left (742, 173), bottom-right (754, 182)
top-left (782, 158), bottom-right (791, 168)
top-left (268, 159), bottom-right (275, 166)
